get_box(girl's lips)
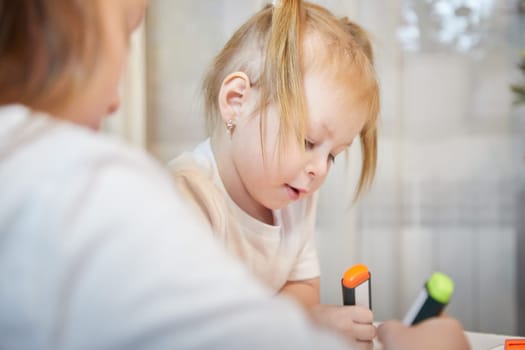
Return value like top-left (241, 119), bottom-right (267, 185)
top-left (285, 184), bottom-right (310, 200)
top-left (285, 184), bottom-right (300, 200)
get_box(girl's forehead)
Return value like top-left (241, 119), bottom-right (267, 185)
top-left (303, 66), bottom-right (376, 131)
top-left (304, 64), bottom-right (370, 100)
top-left (305, 71), bottom-right (367, 115)
top-left (303, 47), bottom-right (378, 109)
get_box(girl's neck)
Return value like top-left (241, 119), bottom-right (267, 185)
top-left (210, 137), bottom-right (275, 226)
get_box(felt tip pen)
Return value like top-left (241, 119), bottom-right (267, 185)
top-left (402, 272), bottom-right (454, 326)
top-left (341, 264), bottom-right (372, 309)
top-left (505, 339), bottom-right (525, 349)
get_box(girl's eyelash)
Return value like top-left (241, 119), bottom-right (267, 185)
top-left (305, 138), bottom-right (335, 163)
top-left (304, 139), bottom-right (315, 149)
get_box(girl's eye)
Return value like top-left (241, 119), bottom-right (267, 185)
top-left (304, 139), bottom-right (315, 150)
top-left (328, 154), bottom-right (336, 164)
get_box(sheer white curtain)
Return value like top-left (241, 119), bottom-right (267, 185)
top-left (142, 0), bottom-right (525, 335)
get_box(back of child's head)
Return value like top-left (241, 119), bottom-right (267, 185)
top-left (0, 0), bottom-right (101, 113)
top-left (203, 0), bottom-right (379, 199)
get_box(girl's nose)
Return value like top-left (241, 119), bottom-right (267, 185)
top-left (305, 154), bottom-right (328, 180)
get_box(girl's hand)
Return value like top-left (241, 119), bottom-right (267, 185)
top-left (310, 304), bottom-right (376, 348)
top-left (377, 317), bottom-right (470, 350)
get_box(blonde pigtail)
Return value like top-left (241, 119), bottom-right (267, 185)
top-left (339, 16), bottom-right (379, 201)
top-left (261, 0), bottom-right (307, 151)
top-left (355, 122), bottom-right (377, 201)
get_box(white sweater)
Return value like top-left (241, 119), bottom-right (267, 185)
top-left (0, 105), bottom-right (349, 350)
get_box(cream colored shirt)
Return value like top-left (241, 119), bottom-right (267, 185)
top-left (170, 139), bottom-right (321, 291)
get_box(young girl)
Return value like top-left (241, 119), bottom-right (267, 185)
top-left (171, 0), bottom-right (379, 344)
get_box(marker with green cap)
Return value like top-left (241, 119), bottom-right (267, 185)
top-left (402, 272), bottom-right (454, 326)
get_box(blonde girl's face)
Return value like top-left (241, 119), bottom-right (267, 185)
top-left (231, 70), bottom-right (368, 211)
top-left (59, 0), bottom-right (147, 130)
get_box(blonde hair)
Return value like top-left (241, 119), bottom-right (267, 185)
top-left (203, 0), bottom-right (379, 199)
top-left (0, 0), bottom-right (101, 113)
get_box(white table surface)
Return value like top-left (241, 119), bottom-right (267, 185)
top-left (465, 330), bottom-right (523, 350)
top-left (373, 330), bottom-right (523, 349)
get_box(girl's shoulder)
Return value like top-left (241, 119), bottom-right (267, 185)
top-left (168, 151), bottom-right (215, 185)
top-left (168, 138), bottom-right (220, 198)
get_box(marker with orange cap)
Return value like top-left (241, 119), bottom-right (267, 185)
top-left (402, 272), bottom-right (454, 326)
top-left (505, 339), bottom-right (525, 349)
top-left (341, 264), bottom-right (372, 309)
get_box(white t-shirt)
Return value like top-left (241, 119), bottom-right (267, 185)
top-left (170, 139), bottom-right (321, 292)
top-left (0, 105), bottom-right (349, 350)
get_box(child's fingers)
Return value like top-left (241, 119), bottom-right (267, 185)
top-left (348, 305), bottom-right (374, 324)
top-left (309, 304), bottom-right (376, 344)
top-left (352, 322), bottom-right (377, 341)
top-left (377, 320), bottom-right (404, 344)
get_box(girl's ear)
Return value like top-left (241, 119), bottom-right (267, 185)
top-left (218, 72), bottom-right (251, 123)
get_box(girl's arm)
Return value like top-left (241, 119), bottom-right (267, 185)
top-left (279, 277), bottom-right (320, 306)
